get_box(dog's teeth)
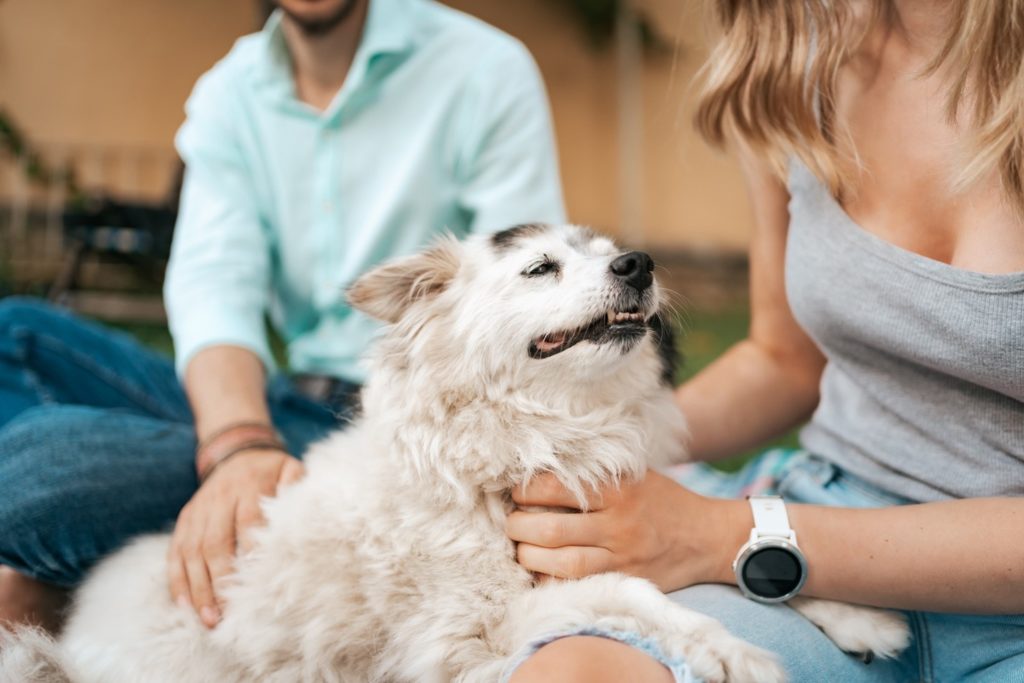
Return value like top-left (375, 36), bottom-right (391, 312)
top-left (608, 311), bottom-right (644, 325)
top-left (606, 310), bottom-right (645, 325)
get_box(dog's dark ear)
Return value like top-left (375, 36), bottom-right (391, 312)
top-left (347, 238), bottom-right (461, 323)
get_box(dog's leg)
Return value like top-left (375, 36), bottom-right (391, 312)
top-left (491, 573), bottom-right (784, 683)
top-left (787, 597), bottom-right (910, 661)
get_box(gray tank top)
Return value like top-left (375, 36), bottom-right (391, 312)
top-left (785, 160), bottom-right (1024, 501)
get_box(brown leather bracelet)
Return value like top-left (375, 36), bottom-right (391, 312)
top-left (198, 440), bottom-right (289, 485)
top-left (195, 422), bottom-right (286, 482)
top-left (197, 421), bottom-right (277, 452)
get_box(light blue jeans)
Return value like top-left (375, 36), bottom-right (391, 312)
top-left (512, 451), bottom-right (1024, 682)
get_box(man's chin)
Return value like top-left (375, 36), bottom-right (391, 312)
top-left (276, 0), bottom-right (360, 36)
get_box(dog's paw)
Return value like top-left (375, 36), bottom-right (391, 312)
top-left (584, 612), bottom-right (784, 683)
top-left (681, 633), bottom-right (785, 683)
top-left (789, 597), bottom-right (910, 660)
top-left (644, 613), bottom-right (784, 683)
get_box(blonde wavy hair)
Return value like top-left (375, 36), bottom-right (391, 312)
top-left (695, 0), bottom-right (1024, 211)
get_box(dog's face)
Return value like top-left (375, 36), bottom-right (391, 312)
top-left (473, 224), bottom-right (664, 377)
top-left (348, 224), bottom-right (672, 394)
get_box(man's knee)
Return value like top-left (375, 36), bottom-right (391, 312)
top-left (0, 405), bottom-right (151, 585)
top-left (0, 404), bottom-right (196, 585)
top-left (0, 408), bottom-right (92, 583)
top-left (0, 404), bottom-right (105, 457)
top-left (508, 636), bottom-right (674, 683)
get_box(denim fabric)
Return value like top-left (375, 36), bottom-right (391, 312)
top-left (666, 453), bottom-right (1024, 683)
top-left (0, 297), bottom-right (356, 588)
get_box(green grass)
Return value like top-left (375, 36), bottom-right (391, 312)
top-left (113, 322), bottom-right (175, 356)
top-left (675, 307), bottom-right (751, 384)
top-left (110, 321), bottom-right (287, 367)
top-left (674, 305), bottom-right (801, 471)
top-left (112, 305), bottom-right (799, 472)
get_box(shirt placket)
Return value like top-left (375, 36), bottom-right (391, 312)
top-left (313, 120), bottom-right (341, 310)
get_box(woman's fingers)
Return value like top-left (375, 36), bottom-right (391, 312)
top-left (505, 510), bottom-right (605, 548)
top-left (511, 473), bottom-right (608, 510)
top-left (516, 543), bottom-right (615, 580)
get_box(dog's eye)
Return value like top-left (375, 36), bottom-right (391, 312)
top-left (523, 260), bottom-right (559, 278)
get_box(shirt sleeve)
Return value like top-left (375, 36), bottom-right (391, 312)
top-left (455, 40), bottom-right (567, 234)
top-left (163, 70), bottom-right (275, 377)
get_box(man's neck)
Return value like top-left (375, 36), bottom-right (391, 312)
top-left (281, 1), bottom-right (370, 112)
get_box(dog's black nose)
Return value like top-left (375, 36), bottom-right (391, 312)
top-left (609, 251), bottom-right (654, 291)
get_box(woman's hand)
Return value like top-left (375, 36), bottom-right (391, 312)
top-left (167, 449), bottom-right (304, 628)
top-left (506, 470), bottom-right (748, 592)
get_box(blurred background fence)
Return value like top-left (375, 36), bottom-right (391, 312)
top-left (0, 131), bottom-right (180, 316)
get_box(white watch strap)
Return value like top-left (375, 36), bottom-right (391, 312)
top-left (748, 495), bottom-right (795, 540)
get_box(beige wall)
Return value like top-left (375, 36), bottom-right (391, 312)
top-left (0, 0), bottom-right (751, 250)
top-left (0, 0), bottom-right (255, 149)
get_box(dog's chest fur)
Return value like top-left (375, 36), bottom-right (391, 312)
top-left (210, 391), bottom-right (667, 681)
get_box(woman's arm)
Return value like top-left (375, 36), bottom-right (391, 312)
top-left (676, 150), bottom-right (825, 461)
top-left (507, 472), bottom-right (1024, 614)
top-left (507, 149), bottom-right (1024, 614)
top-left (771, 496), bottom-right (1024, 613)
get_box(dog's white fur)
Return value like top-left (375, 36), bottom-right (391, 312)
top-left (1, 225), bottom-right (907, 682)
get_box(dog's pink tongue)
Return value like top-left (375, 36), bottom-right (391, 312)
top-left (535, 333), bottom-right (566, 353)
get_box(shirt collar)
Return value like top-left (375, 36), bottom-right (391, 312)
top-left (251, 0), bottom-right (419, 101)
top-left (360, 0), bottom-right (419, 59)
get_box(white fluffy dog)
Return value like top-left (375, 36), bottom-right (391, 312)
top-left (1, 224), bottom-right (906, 682)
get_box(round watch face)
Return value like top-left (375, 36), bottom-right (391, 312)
top-left (740, 546), bottom-right (804, 599)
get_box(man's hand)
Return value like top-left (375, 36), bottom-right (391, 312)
top-left (167, 449), bottom-right (304, 628)
top-left (506, 470), bottom-right (748, 592)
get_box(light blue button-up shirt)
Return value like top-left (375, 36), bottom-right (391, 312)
top-left (164, 0), bottom-right (565, 382)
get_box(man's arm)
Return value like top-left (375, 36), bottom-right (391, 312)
top-left (455, 40), bottom-right (566, 232)
top-left (164, 69), bottom-right (275, 376)
top-left (167, 346), bottom-right (301, 628)
top-left (163, 70), bottom-right (300, 628)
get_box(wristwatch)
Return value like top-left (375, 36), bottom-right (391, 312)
top-left (733, 495), bottom-right (808, 603)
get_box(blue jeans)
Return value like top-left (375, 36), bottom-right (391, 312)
top-left (666, 452), bottom-right (1024, 682)
top-left (0, 297), bottom-right (356, 588)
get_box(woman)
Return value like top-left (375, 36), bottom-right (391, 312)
top-left (508, 1), bottom-right (1024, 681)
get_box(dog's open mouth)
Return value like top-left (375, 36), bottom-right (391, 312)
top-left (529, 309), bottom-right (650, 359)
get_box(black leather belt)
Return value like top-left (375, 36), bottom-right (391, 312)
top-left (291, 373), bottom-right (361, 408)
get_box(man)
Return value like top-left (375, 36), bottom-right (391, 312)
top-left (0, 0), bottom-right (564, 631)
